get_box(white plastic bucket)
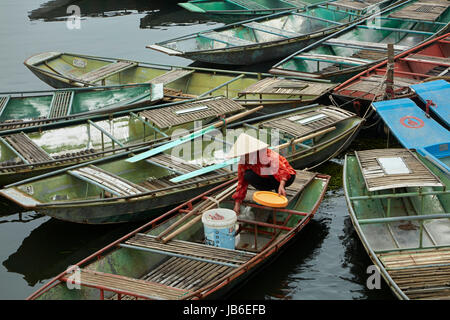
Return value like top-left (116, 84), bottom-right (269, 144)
top-left (202, 208), bottom-right (237, 249)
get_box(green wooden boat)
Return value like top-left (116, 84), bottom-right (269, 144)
top-left (26, 172), bottom-right (330, 300)
top-left (24, 52), bottom-right (336, 107)
top-left (0, 104), bottom-right (362, 224)
top-left (270, 0), bottom-right (450, 82)
top-left (0, 96), bottom-right (248, 186)
top-left (178, 0), bottom-right (325, 19)
top-left (153, 0), bottom-right (397, 65)
top-left (0, 83), bottom-right (163, 134)
top-left (344, 148), bottom-right (450, 299)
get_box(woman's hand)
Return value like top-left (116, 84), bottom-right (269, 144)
top-left (278, 180), bottom-right (287, 197)
top-left (233, 202), bottom-right (241, 215)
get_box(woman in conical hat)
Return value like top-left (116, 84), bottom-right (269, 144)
top-left (227, 133), bottom-right (296, 214)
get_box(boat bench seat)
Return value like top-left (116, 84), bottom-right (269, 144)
top-left (0, 95), bottom-right (11, 117)
top-left (62, 269), bottom-right (189, 300)
top-left (379, 248), bottom-right (450, 299)
top-left (402, 54), bottom-right (450, 66)
top-left (76, 61), bottom-right (137, 84)
top-left (281, 0), bottom-right (308, 7)
top-left (323, 39), bottom-right (410, 52)
top-left (49, 91), bottom-right (74, 118)
top-left (294, 53), bottom-right (371, 66)
top-left (68, 165), bottom-right (149, 197)
top-left (1, 133), bottom-right (53, 164)
top-left (199, 32), bottom-right (255, 47)
top-left (148, 69), bottom-right (194, 85)
top-left (243, 22), bottom-right (301, 39)
top-left (124, 233), bottom-right (255, 266)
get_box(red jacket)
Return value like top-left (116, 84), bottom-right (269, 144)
top-left (232, 149), bottom-right (296, 203)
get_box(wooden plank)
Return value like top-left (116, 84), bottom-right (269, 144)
top-left (63, 269), bottom-right (188, 300)
top-left (324, 39), bottom-right (410, 52)
top-left (227, 0), bottom-right (268, 10)
top-left (355, 149), bottom-right (444, 191)
top-left (148, 69), bottom-right (194, 85)
top-left (139, 97), bottom-right (244, 129)
top-left (389, 3), bottom-right (449, 22)
top-left (49, 91), bottom-right (73, 118)
top-left (243, 21), bottom-right (300, 39)
top-left (294, 53), bottom-right (371, 66)
top-left (3, 133), bottom-right (53, 163)
top-left (0, 95), bottom-right (11, 118)
top-left (199, 31), bottom-right (254, 47)
top-left (77, 61), bottom-right (137, 84)
top-left (402, 54), bottom-right (450, 66)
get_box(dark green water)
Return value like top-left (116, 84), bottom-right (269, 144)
top-left (0, 0), bottom-right (396, 300)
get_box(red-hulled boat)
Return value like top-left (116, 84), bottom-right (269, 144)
top-left (332, 32), bottom-right (450, 114)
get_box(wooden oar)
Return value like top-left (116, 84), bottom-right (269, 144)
top-left (157, 182), bottom-right (238, 243)
top-left (170, 126), bottom-right (336, 183)
top-left (125, 105), bottom-right (263, 163)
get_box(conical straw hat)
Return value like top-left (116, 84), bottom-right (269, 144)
top-left (226, 133), bottom-right (268, 159)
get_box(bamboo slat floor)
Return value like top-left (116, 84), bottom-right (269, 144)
top-left (49, 91), bottom-right (73, 118)
top-left (3, 133), bottom-right (53, 163)
top-left (354, 149), bottom-right (444, 191)
top-left (148, 69), bottom-right (194, 85)
top-left (389, 2), bottom-right (450, 22)
top-left (379, 248), bottom-right (450, 299)
top-left (139, 97), bottom-right (244, 129)
top-left (261, 106), bottom-right (355, 138)
top-left (62, 268), bottom-right (189, 300)
top-left (77, 61), bottom-right (138, 84)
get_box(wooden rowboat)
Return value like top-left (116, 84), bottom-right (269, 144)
top-left (0, 83), bottom-right (162, 134)
top-left (0, 104), bottom-right (361, 224)
top-left (24, 52), bottom-right (336, 107)
top-left (26, 172), bottom-right (330, 300)
top-left (178, 0), bottom-right (326, 19)
top-left (332, 32), bottom-right (450, 107)
top-left (344, 148), bottom-right (450, 299)
top-left (270, 0), bottom-right (450, 82)
top-left (0, 96), bottom-right (246, 186)
top-left (149, 0), bottom-right (395, 65)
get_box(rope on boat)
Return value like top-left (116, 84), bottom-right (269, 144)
top-left (305, 72), bottom-right (389, 170)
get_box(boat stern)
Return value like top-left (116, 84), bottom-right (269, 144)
top-left (0, 187), bottom-right (41, 209)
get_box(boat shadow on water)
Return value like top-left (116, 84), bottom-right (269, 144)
top-left (1, 215), bottom-right (149, 287)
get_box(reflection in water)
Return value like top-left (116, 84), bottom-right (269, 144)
top-left (3, 217), bottom-right (140, 286)
top-left (29, 0), bottom-right (216, 28)
top-left (229, 216), bottom-right (330, 300)
top-left (341, 216), bottom-right (395, 299)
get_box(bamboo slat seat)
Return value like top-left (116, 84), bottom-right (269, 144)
top-left (49, 91), bottom-right (73, 118)
top-left (77, 61), bottom-right (137, 84)
top-left (69, 165), bottom-right (148, 196)
top-left (379, 248), bottom-right (450, 299)
top-left (0, 96), bottom-right (10, 117)
top-left (389, 3), bottom-right (449, 22)
top-left (125, 234), bottom-right (255, 265)
top-left (139, 97), bottom-right (244, 129)
top-left (261, 106), bottom-right (355, 138)
top-left (354, 149), bottom-right (444, 191)
top-left (3, 133), bottom-right (53, 163)
top-left (142, 256), bottom-right (233, 292)
top-left (62, 269), bottom-right (189, 300)
top-left (199, 31), bottom-right (255, 47)
top-left (148, 69), bottom-right (194, 85)
top-left (402, 54), bottom-right (450, 66)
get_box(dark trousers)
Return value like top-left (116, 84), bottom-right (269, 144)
top-left (244, 170), bottom-right (295, 192)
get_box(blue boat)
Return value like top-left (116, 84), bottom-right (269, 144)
top-left (372, 98), bottom-right (450, 175)
top-left (410, 80), bottom-right (450, 128)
